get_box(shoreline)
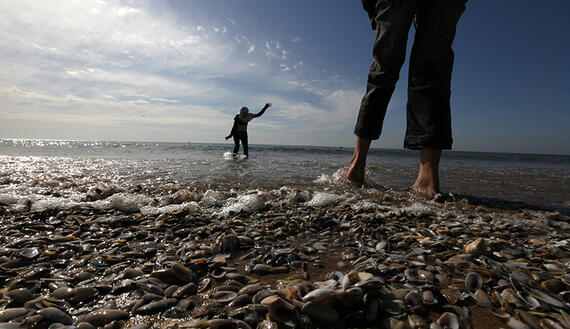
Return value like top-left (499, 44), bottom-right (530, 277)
top-left (1, 193), bottom-right (569, 329)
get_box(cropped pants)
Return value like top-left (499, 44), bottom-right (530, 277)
top-left (354, 0), bottom-right (466, 150)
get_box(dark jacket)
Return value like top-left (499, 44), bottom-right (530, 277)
top-left (230, 115), bottom-right (249, 136)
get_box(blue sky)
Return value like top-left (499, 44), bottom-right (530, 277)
top-left (0, 0), bottom-right (568, 155)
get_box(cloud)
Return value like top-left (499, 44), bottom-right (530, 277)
top-left (262, 89), bottom-right (363, 132)
top-left (0, 86), bottom-right (232, 137)
top-left (0, 0), bottom-right (363, 144)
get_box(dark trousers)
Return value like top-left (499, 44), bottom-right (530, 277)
top-left (354, 0), bottom-right (466, 150)
top-left (232, 133), bottom-right (248, 156)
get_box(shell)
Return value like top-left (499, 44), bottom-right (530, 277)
top-left (474, 289), bottom-right (493, 308)
top-left (464, 238), bottom-right (486, 256)
top-left (78, 309), bottom-right (129, 327)
top-left (465, 272), bottom-right (483, 291)
top-left (268, 298), bottom-right (297, 328)
top-left (437, 312), bottom-right (459, 329)
top-left (301, 301), bottom-right (340, 324)
top-left (37, 307), bottom-right (73, 325)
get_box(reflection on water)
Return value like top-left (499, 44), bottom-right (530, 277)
top-left (0, 139), bottom-right (569, 209)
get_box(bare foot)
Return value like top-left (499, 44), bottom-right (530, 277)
top-left (346, 137), bottom-right (371, 183)
top-left (347, 158), bottom-right (366, 183)
top-left (411, 181), bottom-right (440, 199)
top-left (411, 148), bottom-right (442, 199)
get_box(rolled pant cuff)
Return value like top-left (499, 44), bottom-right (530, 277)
top-left (353, 103), bottom-right (386, 141)
top-left (404, 136), bottom-right (453, 150)
top-left (353, 128), bottom-right (381, 141)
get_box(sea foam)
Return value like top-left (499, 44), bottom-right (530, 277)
top-left (305, 192), bottom-right (346, 207)
top-left (216, 192), bottom-right (267, 217)
top-left (141, 202), bottom-right (200, 216)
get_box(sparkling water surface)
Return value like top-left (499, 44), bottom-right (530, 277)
top-left (0, 139), bottom-right (568, 214)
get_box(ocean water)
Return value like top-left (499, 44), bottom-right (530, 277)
top-left (0, 139), bottom-right (568, 216)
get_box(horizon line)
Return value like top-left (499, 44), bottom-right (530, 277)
top-left (1, 137), bottom-right (569, 157)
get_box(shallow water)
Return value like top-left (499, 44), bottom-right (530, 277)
top-left (0, 139), bottom-right (568, 216)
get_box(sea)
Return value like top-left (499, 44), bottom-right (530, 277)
top-left (0, 139), bottom-right (569, 217)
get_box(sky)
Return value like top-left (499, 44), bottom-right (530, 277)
top-left (0, 0), bottom-right (569, 155)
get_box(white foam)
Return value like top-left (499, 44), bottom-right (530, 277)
top-left (90, 193), bottom-right (155, 213)
top-left (223, 151), bottom-right (247, 160)
top-left (216, 192), bottom-right (267, 217)
top-left (32, 197), bottom-right (78, 212)
top-left (330, 168), bottom-right (348, 182)
top-left (275, 186), bottom-right (311, 204)
top-left (351, 200), bottom-right (388, 211)
top-left (0, 193), bottom-right (21, 206)
top-left (313, 168), bottom-right (347, 185)
top-left (403, 202), bottom-right (435, 215)
top-left (200, 189), bottom-right (225, 208)
top-left (140, 201), bottom-right (200, 216)
top-left (314, 174), bottom-right (330, 183)
top-left (305, 192), bottom-right (346, 207)
top-left (0, 193), bottom-right (38, 212)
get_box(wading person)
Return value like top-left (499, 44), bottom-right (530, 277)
top-left (347, 0), bottom-right (466, 198)
top-left (225, 102), bottom-right (272, 158)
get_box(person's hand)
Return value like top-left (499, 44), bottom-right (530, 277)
top-left (225, 136), bottom-right (231, 140)
top-left (266, 102), bottom-right (272, 108)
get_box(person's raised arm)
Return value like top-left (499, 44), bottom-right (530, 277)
top-left (253, 102), bottom-right (272, 118)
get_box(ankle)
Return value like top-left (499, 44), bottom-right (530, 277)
top-left (349, 157), bottom-right (366, 169)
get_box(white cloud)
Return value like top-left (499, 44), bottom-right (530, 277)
top-left (262, 89), bottom-right (363, 132)
top-left (263, 40), bottom-right (289, 60)
top-left (0, 86), bottom-right (232, 135)
top-left (0, 0), bottom-right (362, 143)
top-left (114, 6), bottom-right (141, 17)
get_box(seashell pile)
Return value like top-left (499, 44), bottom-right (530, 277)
top-left (1, 192), bottom-right (569, 329)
